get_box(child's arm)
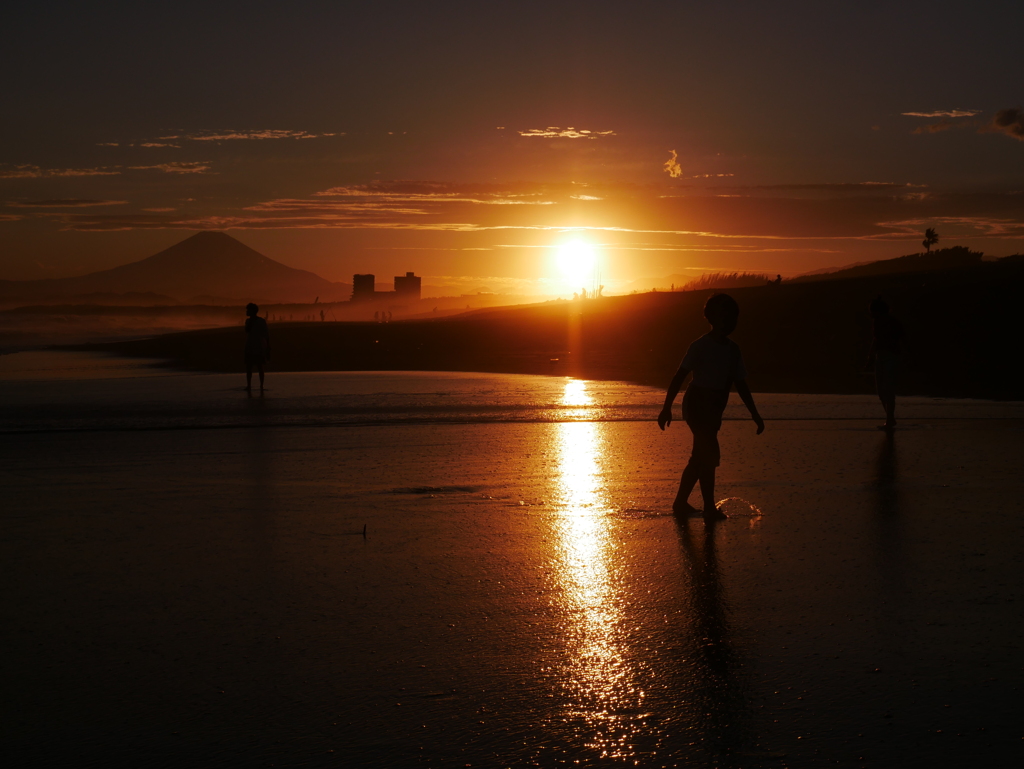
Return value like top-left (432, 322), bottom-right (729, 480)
top-left (658, 365), bottom-right (689, 430)
top-left (735, 378), bottom-right (765, 434)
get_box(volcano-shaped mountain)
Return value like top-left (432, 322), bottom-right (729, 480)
top-left (0, 232), bottom-right (351, 303)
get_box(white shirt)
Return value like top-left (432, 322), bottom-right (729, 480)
top-left (680, 333), bottom-right (747, 391)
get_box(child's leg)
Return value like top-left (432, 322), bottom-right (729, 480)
top-left (672, 423), bottom-right (705, 511)
top-left (246, 363), bottom-right (253, 390)
top-left (696, 429), bottom-right (723, 515)
top-left (876, 355), bottom-right (897, 427)
top-left (258, 364), bottom-right (265, 390)
top-left (698, 467), bottom-right (716, 513)
top-left (673, 461), bottom-right (700, 511)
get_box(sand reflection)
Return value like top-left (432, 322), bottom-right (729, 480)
top-left (550, 380), bottom-right (646, 760)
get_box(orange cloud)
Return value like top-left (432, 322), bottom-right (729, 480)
top-left (663, 150), bottom-right (682, 178)
top-left (162, 129), bottom-right (339, 142)
top-left (0, 164), bottom-right (120, 179)
top-left (128, 162), bottom-right (212, 174)
top-left (6, 199), bottom-right (127, 207)
top-left (901, 109), bottom-right (979, 118)
top-left (517, 127), bottom-right (615, 139)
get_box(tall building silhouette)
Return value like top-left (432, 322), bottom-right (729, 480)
top-left (352, 274), bottom-right (375, 301)
top-left (394, 271), bottom-right (421, 301)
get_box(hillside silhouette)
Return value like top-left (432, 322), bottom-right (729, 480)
top-left (790, 246), bottom-right (983, 282)
top-left (0, 232), bottom-right (351, 304)
top-left (92, 251), bottom-right (1024, 399)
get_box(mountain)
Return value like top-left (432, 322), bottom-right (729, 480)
top-left (0, 232), bottom-right (351, 304)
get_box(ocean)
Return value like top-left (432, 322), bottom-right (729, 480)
top-left (2, 351), bottom-right (1022, 767)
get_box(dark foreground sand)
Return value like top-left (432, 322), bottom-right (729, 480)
top-left (1, 367), bottom-right (1021, 767)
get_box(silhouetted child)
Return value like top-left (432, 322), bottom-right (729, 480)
top-left (658, 293), bottom-right (764, 519)
top-left (866, 296), bottom-right (903, 429)
top-left (244, 302), bottom-right (270, 393)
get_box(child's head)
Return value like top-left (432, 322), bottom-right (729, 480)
top-left (704, 293), bottom-right (739, 334)
top-left (246, 302), bottom-right (259, 317)
top-left (869, 295), bottom-right (889, 319)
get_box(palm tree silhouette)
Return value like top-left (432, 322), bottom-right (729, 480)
top-left (922, 227), bottom-right (939, 253)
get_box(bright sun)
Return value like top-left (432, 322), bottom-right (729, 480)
top-left (556, 241), bottom-right (598, 291)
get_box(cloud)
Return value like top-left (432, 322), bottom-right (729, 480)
top-left (139, 142), bottom-right (181, 148)
top-left (128, 161), bottom-right (212, 174)
top-left (874, 215), bottom-right (1024, 239)
top-left (982, 108), bottom-right (1024, 141)
top-left (663, 150), bottom-right (683, 178)
top-left (753, 182), bottom-right (922, 191)
top-left (0, 164), bottom-right (120, 178)
top-left (312, 182), bottom-right (555, 206)
top-left (901, 109), bottom-right (979, 118)
top-left (162, 129), bottom-right (338, 142)
top-left (517, 127), bottom-right (615, 139)
top-left (6, 199), bottom-right (127, 207)
top-left (912, 119), bottom-right (959, 134)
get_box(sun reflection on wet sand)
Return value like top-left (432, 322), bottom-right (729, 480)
top-left (560, 377), bottom-right (595, 420)
top-left (548, 380), bottom-right (648, 761)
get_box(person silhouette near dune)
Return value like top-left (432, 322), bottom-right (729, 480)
top-left (866, 296), bottom-right (903, 429)
top-left (244, 302), bottom-right (270, 393)
top-left (658, 293), bottom-right (765, 520)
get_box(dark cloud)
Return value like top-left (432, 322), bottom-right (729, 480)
top-left (913, 119), bottom-right (958, 134)
top-left (984, 108), bottom-right (1024, 141)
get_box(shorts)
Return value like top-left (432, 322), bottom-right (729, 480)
top-left (683, 384), bottom-right (730, 469)
top-left (683, 384), bottom-right (730, 432)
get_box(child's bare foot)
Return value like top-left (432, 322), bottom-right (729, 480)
top-left (703, 505), bottom-right (728, 521)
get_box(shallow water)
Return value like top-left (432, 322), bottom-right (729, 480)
top-left (1, 357), bottom-right (1022, 767)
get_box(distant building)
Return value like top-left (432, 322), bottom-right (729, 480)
top-left (352, 274), bottom-right (376, 302)
top-left (394, 271), bottom-right (421, 301)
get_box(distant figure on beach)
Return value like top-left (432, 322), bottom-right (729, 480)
top-left (244, 302), bottom-right (270, 393)
top-left (866, 296), bottom-right (903, 429)
top-left (658, 293), bottom-right (765, 519)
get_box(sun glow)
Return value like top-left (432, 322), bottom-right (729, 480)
top-left (556, 240), bottom-right (598, 294)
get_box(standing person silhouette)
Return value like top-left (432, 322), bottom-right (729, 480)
top-left (244, 302), bottom-right (270, 393)
top-left (658, 293), bottom-right (764, 519)
top-left (866, 296), bottom-right (903, 429)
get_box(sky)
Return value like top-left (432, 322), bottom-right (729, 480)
top-left (2, 1), bottom-right (1023, 295)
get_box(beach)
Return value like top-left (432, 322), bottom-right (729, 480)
top-left (2, 356), bottom-right (1022, 767)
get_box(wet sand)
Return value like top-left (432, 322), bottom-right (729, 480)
top-left (1, 367), bottom-right (1022, 767)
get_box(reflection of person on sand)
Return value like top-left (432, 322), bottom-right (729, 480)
top-left (672, 516), bottom-right (752, 761)
top-left (244, 302), bottom-right (270, 393)
top-left (658, 293), bottom-right (764, 519)
top-left (866, 296), bottom-right (903, 430)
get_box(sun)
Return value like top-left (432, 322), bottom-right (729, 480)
top-left (556, 241), bottom-right (598, 292)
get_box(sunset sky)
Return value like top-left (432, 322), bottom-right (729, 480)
top-left (3, 1), bottom-right (1023, 295)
